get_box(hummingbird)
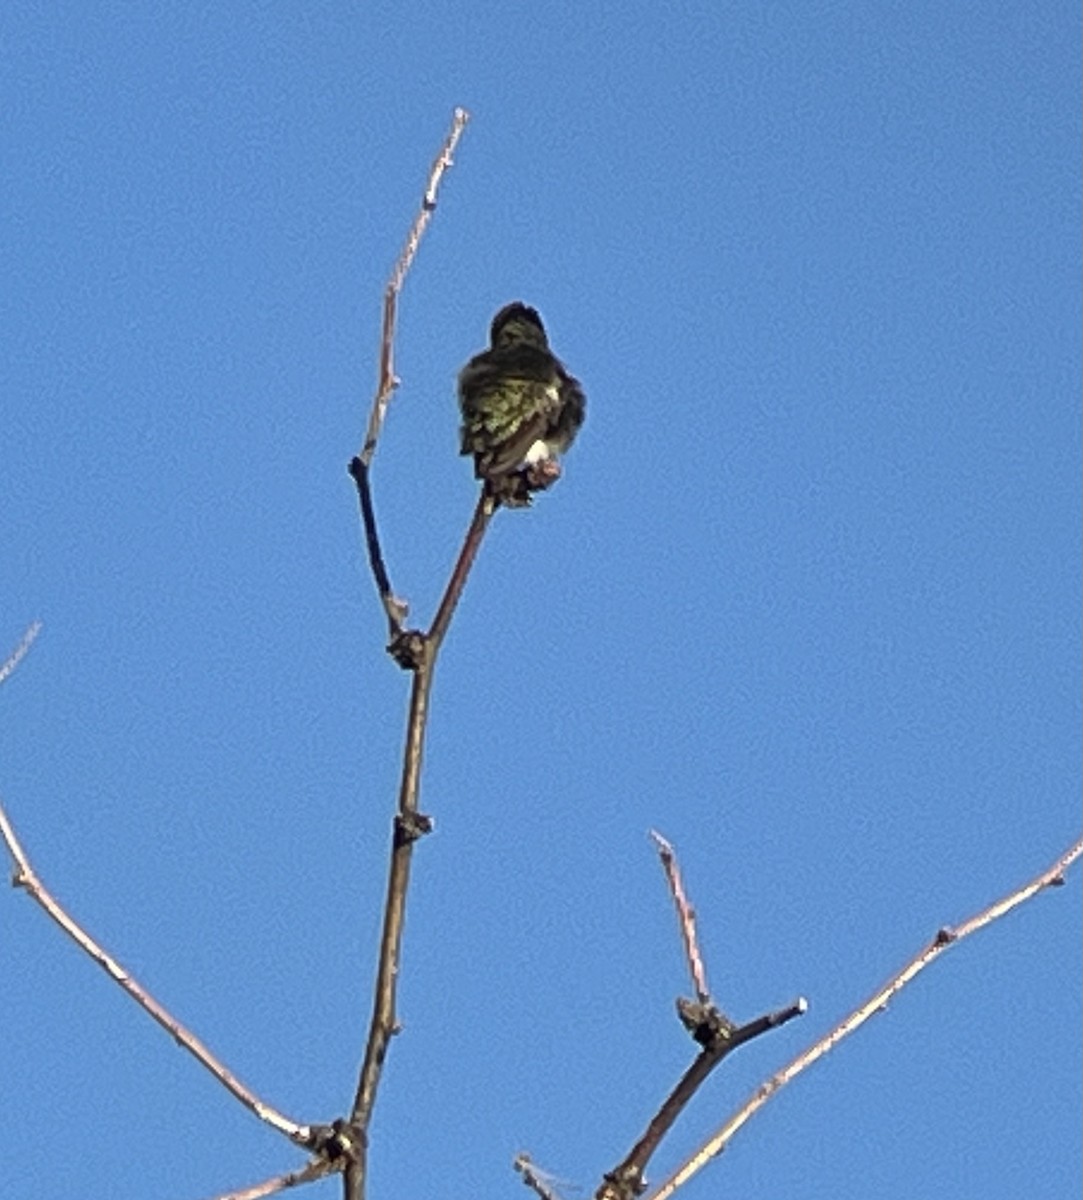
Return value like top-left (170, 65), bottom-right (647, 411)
top-left (458, 302), bottom-right (585, 507)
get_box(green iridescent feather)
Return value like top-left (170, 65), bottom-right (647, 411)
top-left (458, 303), bottom-right (585, 504)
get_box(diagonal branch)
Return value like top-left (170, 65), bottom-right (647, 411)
top-left (0, 800), bottom-right (310, 1147)
top-left (209, 1157), bottom-right (336, 1200)
top-left (597, 1000), bottom-right (805, 1200)
top-left (428, 492), bottom-right (497, 650)
top-left (515, 1153), bottom-right (576, 1200)
top-left (646, 834), bottom-right (1083, 1200)
top-left (359, 106), bottom-right (470, 469)
top-left (0, 620), bottom-right (42, 687)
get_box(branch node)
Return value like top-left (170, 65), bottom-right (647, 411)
top-left (676, 998), bottom-right (736, 1049)
top-left (597, 1166), bottom-right (648, 1200)
top-left (395, 810), bottom-right (433, 845)
top-left (935, 926), bottom-right (957, 946)
top-left (307, 1118), bottom-right (366, 1167)
top-left (387, 629), bottom-right (428, 671)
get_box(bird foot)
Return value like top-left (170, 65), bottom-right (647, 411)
top-left (524, 457), bottom-right (562, 490)
top-left (485, 458), bottom-right (562, 509)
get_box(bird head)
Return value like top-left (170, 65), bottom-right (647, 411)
top-left (489, 302), bottom-right (549, 350)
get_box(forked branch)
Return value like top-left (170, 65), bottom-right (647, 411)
top-left (343, 110), bottom-right (500, 1200)
top-left (349, 106), bottom-right (471, 642)
top-left (645, 835), bottom-right (1083, 1200)
top-left (592, 835), bottom-right (803, 1200)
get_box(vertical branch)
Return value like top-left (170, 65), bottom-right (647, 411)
top-left (351, 663), bottom-right (436, 1129)
top-left (348, 492), bottom-right (496, 1198)
top-left (350, 493), bottom-right (496, 1126)
top-left (650, 831), bottom-right (711, 1003)
top-left (348, 456), bottom-right (408, 641)
top-left (344, 109), bottom-right (492, 1200)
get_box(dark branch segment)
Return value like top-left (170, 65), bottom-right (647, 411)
top-left (349, 456), bottom-right (408, 645)
top-left (595, 998), bottom-right (806, 1200)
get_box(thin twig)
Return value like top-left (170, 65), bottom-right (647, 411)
top-left (0, 620), bottom-right (42, 687)
top-left (515, 1153), bottom-right (573, 1200)
top-left (360, 106), bottom-right (471, 467)
top-left (349, 106), bottom-right (470, 638)
top-left (645, 835), bottom-right (1083, 1200)
top-left (429, 492), bottom-right (496, 650)
top-left (210, 1158), bottom-right (335, 1200)
top-left (650, 830), bottom-right (710, 1003)
top-left (0, 800), bottom-right (309, 1147)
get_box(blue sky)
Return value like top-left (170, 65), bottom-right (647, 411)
top-left (1, 4), bottom-right (1079, 1199)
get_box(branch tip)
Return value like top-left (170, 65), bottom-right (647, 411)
top-left (651, 829), bottom-right (711, 1002)
top-left (514, 1154), bottom-right (569, 1200)
top-left (0, 620), bottom-right (43, 687)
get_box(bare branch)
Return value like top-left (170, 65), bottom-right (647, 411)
top-left (348, 456), bottom-right (409, 641)
top-left (361, 106), bottom-right (471, 466)
top-left (359, 107), bottom-right (470, 467)
top-left (350, 666), bottom-right (434, 1137)
top-left (428, 491), bottom-right (497, 650)
top-left (595, 835), bottom-right (805, 1200)
top-left (350, 494), bottom-right (495, 1149)
top-left (349, 106), bottom-right (471, 641)
top-left (0, 799), bottom-right (309, 1148)
top-left (344, 119), bottom-right (496, 1200)
top-left (597, 1001), bottom-right (804, 1200)
top-left (210, 1159), bottom-right (336, 1200)
top-left (650, 830), bottom-right (710, 1003)
top-left (645, 835), bottom-right (1083, 1200)
top-left (0, 620), bottom-right (42, 687)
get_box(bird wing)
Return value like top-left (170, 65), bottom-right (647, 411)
top-left (479, 388), bottom-right (556, 474)
top-left (458, 352), bottom-right (563, 475)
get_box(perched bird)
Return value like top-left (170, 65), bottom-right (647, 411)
top-left (458, 302), bottom-right (585, 507)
